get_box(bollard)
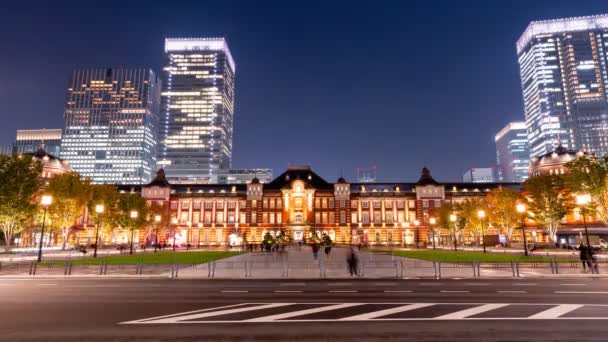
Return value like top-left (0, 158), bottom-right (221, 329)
top-left (437, 262), bottom-right (442, 279)
top-left (394, 261), bottom-right (399, 279)
top-left (516, 262), bottom-right (520, 277)
top-left (211, 261), bottom-right (216, 278)
top-left (554, 259), bottom-right (559, 275)
top-left (511, 261), bottom-right (516, 277)
top-left (472, 262), bottom-right (478, 278)
top-left (400, 259), bottom-right (405, 279)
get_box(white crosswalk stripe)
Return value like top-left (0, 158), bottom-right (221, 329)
top-left (340, 303), bottom-right (433, 321)
top-left (120, 302), bottom-right (608, 324)
top-left (434, 304), bottom-right (508, 319)
top-left (247, 303), bottom-right (362, 322)
top-left (528, 304), bottom-right (583, 319)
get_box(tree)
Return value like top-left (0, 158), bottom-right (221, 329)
top-left (564, 156), bottom-right (607, 223)
top-left (437, 202), bottom-right (464, 250)
top-left (523, 174), bottom-right (572, 243)
top-left (459, 198), bottom-right (487, 245)
top-left (486, 187), bottom-right (520, 245)
top-left (146, 201), bottom-right (170, 250)
top-left (46, 172), bottom-right (92, 250)
top-left (117, 193), bottom-right (148, 254)
top-left (0, 155), bottom-right (42, 251)
top-left (88, 184), bottom-right (120, 247)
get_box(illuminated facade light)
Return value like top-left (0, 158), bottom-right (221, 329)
top-left (60, 68), bottom-right (161, 184)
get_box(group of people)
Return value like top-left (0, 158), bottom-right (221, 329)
top-left (579, 243), bottom-right (600, 274)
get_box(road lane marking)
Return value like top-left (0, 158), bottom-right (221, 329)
top-left (434, 304), bottom-right (508, 319)
top-left (0, 283), bottom-right (16, 286)
top-left (327, 283), bottom-right (352, 286)
top-left (513, 283), bottom-right (537, 286)
top-left (329, 290), bottom-right (357, 293)
top-left (126, 303), bottom-right (293, 324)
top-left (246, 303), bottom-right (362, 322)
top-left (120, 303), bottom-right (250, 324)
top-left (440, 290), bottom-right (470, 293)
top-left (280, 283), bottom-right (306, 286)
top-left (384, 290), bottom-right (412, 293)
top-left (274, 290), bottom-right (302, 293)
top-left (497, 291), bottom-right (527, 294)
top-left (419, 283), bottom-right (444, 286)
top-left (373, 282), bottom-right (397, 286)
top-left (560, 284), bottom-right (586, 286)
top-left (35, 283), bottom-right (57, 286)
top-left (465, 283), bottom-right (490, 286)
top-left (221, 290), bottom-right (249, 293)
top-left (555, 291), bottom-right (608, 294)
top-left (122, 303), bottom-right (608, 324)
top-left (529, 304), bottom-right (583, 319)
top-left (340, 303), bottom-right (433, 320)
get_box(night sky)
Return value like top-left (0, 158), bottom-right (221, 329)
top-left (2, 1), bottom-right (607, 182)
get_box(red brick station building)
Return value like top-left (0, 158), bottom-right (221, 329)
top-left (95, 165), bottom-right (520, 247)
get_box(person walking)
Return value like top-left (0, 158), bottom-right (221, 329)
top-left (312, 243), bottom-right (319, 260)
top-left (324, 245), bottom-right (332, 258)
top-left (579, 243), bottom-right (589, 273)
top-left (589, 246), bottom-right (600, 274)
top-left (347, 247), bottom-right (359, 276)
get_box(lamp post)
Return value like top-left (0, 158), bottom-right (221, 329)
top-left (575, 194), bottom-right (592, 246)
top-left (516, 203), bottom-right (529, 257)
top-left (93, 204), bottom-right (104, 258)
top-left (414, 220), bottom-right (420, 248)
top-left (477, 209), bottom-right (486, 253)
top-left (129, 210), bottom-right (138, 255)
top-left (429, 217), bottom-right (437, 250)
top-left (154, 215), bottom-right (161, 253)
top-left (37, 195), bottom-right (53, 263)
top-left (450, 213), bottom-right (458, 251)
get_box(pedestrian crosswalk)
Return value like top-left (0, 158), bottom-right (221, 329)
top-left (121, 302), bottom-right (608, 324)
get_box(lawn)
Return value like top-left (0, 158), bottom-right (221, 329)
top-left (388, 250), bottom-right (573, 263)
top-left (44, 251), bottom-right (241, 265)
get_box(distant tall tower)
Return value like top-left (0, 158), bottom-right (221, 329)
top-left (159, 38), bottom-right (236, 183)
top-left (495, 121), bottom-right (530, 182)
top-left (517, 14), bottom-right (608, 157)
top-left (60, 68), bottom-right (161, 184)
top-left (357, 165), bottom-right (377, 183)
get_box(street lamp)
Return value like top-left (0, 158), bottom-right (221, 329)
top-left (477, 209), bottom-right (486, 253)
top-left (93, 204), bottom-right (104, 258)
top-left (516, 203), bottom-right (529, 257)
top-left (450, 213), bottom-right (458, 251)
top-left (429, 217), bottom-right (437, 250)
top-left (129, 210), bottom-right (138, 255)
top-left (37, 195), bottom-right (53, 263)
top-left (575, 193), bottom-right (592, 246)
top-left (154, 215), bottom-right (161, 253)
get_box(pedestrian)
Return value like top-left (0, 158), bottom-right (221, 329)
top-left (312, 243), bottom-right (319, 260)
top-left (324, 245), bottom-right (331, 258)
top-left (579, 243), bottom-right (588, 272)
top-left (347, 247), bottom-right (358, 276)
top-left (589, 246), bottom-right (600, 274)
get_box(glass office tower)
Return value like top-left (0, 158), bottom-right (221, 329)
top-left (517, 14), bottom-right (608, 157)
top-left (159, 38), bottom-right (235, 183)
top-left (14, 128), bottom-right (62, 156)
top-left (60, 68), bottom-right (160, 184)
top-left (495, 122), bottom-right (530, 182)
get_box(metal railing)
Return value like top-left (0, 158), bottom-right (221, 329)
top-left (1, 258), bottom-right (603, 279)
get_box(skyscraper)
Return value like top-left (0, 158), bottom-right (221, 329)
top-left (495, 121), bottom-right (530, 182)
top-left (159, 38), bottom-right (235, 183)
top-left (14, 128), bottom-right (62, 156)
top-left (517, 14), bottom-right (608, 157)
top-left (462, 168), bottom-right (496, 183)
top-left (61, 68), bottom-right (161, 184)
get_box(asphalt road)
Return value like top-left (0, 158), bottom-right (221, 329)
top-left (2, 278), bottom-right (608, 341)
